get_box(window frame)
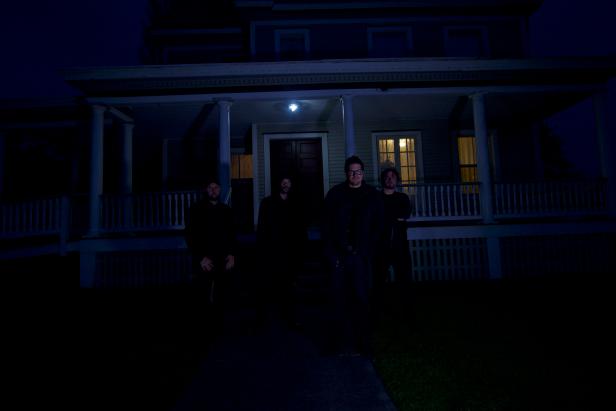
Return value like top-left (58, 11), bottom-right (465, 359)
top-left (455, 129), bottom-right (499, 183)
top-left (372, 130), bottom-right (423, 187)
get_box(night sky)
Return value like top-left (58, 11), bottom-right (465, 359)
top-left (0, 0), bottom-right (614, 175)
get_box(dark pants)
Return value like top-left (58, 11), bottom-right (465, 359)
top-left (327, 253), bottom-right (372, 355)
top-left (191, 257), bottom-right (231, 336)
top-left (373, 247), bottom-right (410, 313)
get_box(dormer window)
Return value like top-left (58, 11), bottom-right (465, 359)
top-left (368, 27), bottom-right (413, 58)
top-left (275, 29), bottom-right (310, 60)
top-left (444, 26), bottom-right (489, 57)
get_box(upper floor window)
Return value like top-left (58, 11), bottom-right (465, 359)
top-left (374, 131), bottom-right (422, 189)
top-left (444, 26), bottom-right (489, 57)
top-left (275, 29), bottom-right (310, 60)
top-left (368, 27), bottom-right (413, 58)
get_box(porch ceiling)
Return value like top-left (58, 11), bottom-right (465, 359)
top-left (128, 89), bottom-right (596, 142)
top-left (130, 94), bottom-right (463, 141)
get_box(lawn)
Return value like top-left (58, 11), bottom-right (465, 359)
top-left (372, 278), bottom-right (610, 410)
top-left (76, 276), bottom-right (609, 411)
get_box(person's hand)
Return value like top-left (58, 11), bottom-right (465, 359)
top-left (224, 255), bottom-right (235, 271)
top-left (200, 256), bottom-right (214, 272)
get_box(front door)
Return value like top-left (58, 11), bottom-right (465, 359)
top-left (270, 138), bottom-right (324, 227)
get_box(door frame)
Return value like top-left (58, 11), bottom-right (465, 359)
top-left (263, 132), bottom-right (329, 197)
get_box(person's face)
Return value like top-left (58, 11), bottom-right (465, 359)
top-left (206, 182), bottom-right (221, 200)
top-left (280, 178), bottom-right (292, 194)
top-left (383, 171), bottom-right (398, 190)
top-left (346, 163), bottom-right (364, 187)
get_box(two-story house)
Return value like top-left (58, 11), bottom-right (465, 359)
top-left (1, 0), bottom-right (615, 287)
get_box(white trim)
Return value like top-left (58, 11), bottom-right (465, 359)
top-left (251, 123), bottom-right (259, 228)
top-left (263, 132), bottom-right (329, 197)
top-left (162, 139), bottom-right (169, 188)
top-left (371, 130), bottom-right (423, 185)
top-left (86, 84), bottom-right (604, 106)
top-left (274, 29), bottom-right (310, 59)
top-left (273, 2), bottom-right (442, 10)
top-left (66, 58), bottom-right (613, 82)
top-left (443, 25), bottom-right (490, 57)
top-left (250, 16), bottom-right (518, 26)
top-left (408, 221), bottom-right (616, 240)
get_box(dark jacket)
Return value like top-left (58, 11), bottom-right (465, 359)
top-left (322, 181), bottom-right (384, 261)
top-left (184, 199), bottom-right (236, 271)
top-left (379, 190), bottom-right (411, 253)
top-left (257, 193), bottom-right (307, 257)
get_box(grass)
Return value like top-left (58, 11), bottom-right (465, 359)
top-left (372, 279), bottom-right (610, 410)
top-left (75, 275), bottom-right (610, 411)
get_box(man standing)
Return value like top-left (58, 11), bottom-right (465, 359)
top-left (322, 156), bottom-right (383, 356)
top-left (256, 176), bottom-right (307, 330)
top-left (374, 167), bottom-right (411, 312)
top-left (184, 179), bottom-right (236, 333)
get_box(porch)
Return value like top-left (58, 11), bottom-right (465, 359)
top-left (2, 179), bottom-right (614, 287)
top-left (1, 179), bottom-right (609, 240)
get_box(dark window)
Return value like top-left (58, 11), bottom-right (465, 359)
top-left (445, 28), bottom-right (488, 57)
top-left (369, 28), bottom-right (412, 57)
top-left (276, 30), bottom-right (309, 60)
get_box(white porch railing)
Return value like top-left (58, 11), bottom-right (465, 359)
top-left (403, 183), bottom-right (482, 221)
top-left (100, 190), bottom-right (203, 232)
top-left (493, 180), bottom-right (608, 218)
top-left (0, 196), bottom-right (69, 238)
top-left (0, 181), bottom-right (609, 240)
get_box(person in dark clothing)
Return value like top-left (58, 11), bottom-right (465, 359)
top-left (256, 176), bottom-right (307, 330)
top-left (322, 156), bottom-right (384, 357)
top-left (373, 167), bottom-right (411, 313)
top-left (184, 179), bottom-right (236, 334)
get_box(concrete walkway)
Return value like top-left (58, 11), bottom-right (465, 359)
top-left (173, 308), bottom-right (397, 411)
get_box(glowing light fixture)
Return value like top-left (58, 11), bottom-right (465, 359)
top-left (288, 103), bottom-right (299, 112)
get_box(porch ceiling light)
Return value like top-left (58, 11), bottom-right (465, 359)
top-left (288, 103), bottom-right (299, 112)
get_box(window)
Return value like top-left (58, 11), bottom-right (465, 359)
top-left (368, 27), bottom-right (413, 58)
top-left (275, 29), bottom-right (309, 60)
top-left (444, 27), bottom-right (489, 57)
top-left (458, 136), bottom-right (478, 183)
top-left (375, 132), bottom-right (420, 187)
top-left (231, 154), bottom-right (253, 179)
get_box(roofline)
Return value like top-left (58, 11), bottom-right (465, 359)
top-left (63, 57), bottom-right (616, 82)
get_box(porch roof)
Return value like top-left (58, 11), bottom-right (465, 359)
top-left (62, 57), bottom-right (616, 97)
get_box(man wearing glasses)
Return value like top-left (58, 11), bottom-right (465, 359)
top-left (322, 155), bottom-right (384, 357)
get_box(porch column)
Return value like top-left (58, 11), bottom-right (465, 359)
top-left (472, 93), bottom-right (494, 223)
top-left (0, 132), bottom-right (5, 196)
top-left (120, 122), bottom-right (134, 227)
top-left (88, 105), bottom-right (106, 236)
top-left (342, 95), bottom-right (356, 158)
top-left (532, 122), bottom-right (544, 180)
top-left (593, 91), bottom-right (616, 216)
top-left (120, 122), bottom-right (134, 194)
top-left (217, 100), bottom-right (232, 204)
